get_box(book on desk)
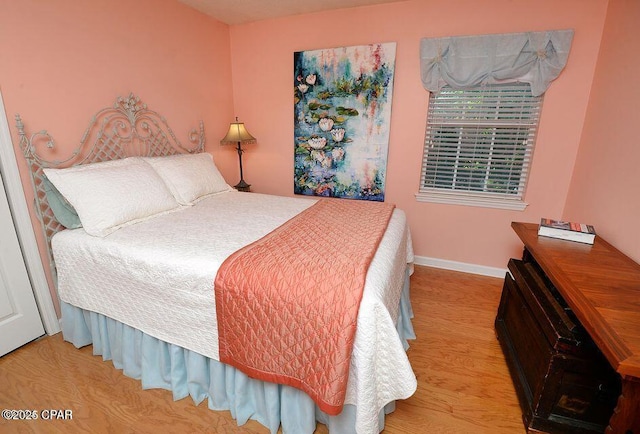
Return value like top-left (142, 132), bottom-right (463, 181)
top-left (537, 218), bottom-right (596, 245)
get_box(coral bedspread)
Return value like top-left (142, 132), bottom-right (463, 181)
top-left (215, 199), bottom-right (395, 415)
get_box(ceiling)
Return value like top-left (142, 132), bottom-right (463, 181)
top-left (179, 0), bottom-right (407, 25)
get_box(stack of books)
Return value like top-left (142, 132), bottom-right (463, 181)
top-left (538, 218), bottom-right (596, 245)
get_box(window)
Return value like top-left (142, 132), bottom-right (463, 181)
top-left (416, 83), bottom-right (542, 210)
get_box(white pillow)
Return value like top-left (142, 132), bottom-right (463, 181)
top-left (143, 153), bottom-right (232, 205)
top-left (43, 158), bottom-right (181, 237)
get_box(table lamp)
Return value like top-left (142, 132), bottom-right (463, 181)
top-left (220, 117), bottom-right (256, 192)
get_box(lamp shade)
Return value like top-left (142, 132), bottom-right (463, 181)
top-left (220, 119), bottom-right (256, 145)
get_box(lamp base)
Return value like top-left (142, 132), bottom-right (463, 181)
top-left (234, 179), bottom-right (251, 192)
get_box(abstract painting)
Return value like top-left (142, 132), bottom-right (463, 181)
top-left (293, 43), bottom-right (396, 201)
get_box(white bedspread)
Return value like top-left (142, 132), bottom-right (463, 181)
top-left (53, 191), bottom-right (416, 432)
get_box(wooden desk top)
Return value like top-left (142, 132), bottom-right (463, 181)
top-left (512, 222), bottom-right (640, 380)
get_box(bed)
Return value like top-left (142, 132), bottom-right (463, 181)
top-left (15, 93), bottom-right (417, 434)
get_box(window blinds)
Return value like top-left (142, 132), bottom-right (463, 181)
top-left (420, 83), bottom-right (542, 200)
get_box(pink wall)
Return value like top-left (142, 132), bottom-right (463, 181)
top-left (0, 0), bottom-right (234, 314)
top-left (226, 0), bottom-right (609, 270)
top-left (563, 0), bottom-right (640, 263)
top-left (0, 0), bottom-right (626, 317)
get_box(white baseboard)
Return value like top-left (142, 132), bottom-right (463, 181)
top-left (413, 255), bottom-right (507, 278)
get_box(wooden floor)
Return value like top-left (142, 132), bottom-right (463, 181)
top-left (0, 266), bottom-right (525, 433)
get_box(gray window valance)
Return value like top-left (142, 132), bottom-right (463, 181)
top-left (420, 29), bottom-right (574, 96)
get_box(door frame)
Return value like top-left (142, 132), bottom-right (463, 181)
top-left (0, 89), bottom-right (59, 335)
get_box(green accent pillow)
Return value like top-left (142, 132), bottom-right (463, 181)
top-left (41, 174), bottom-right (82, 229)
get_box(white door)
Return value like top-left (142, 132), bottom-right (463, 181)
top-left (0, 168), bottom-right (45, 356)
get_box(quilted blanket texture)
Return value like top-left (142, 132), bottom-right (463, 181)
top-left (215, 198), bottom-right (395, 415)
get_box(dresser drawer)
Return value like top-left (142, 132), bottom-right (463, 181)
top-left (507, 258), bottom-right (584, 354)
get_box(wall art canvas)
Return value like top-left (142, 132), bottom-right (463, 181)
top-left (293, 42), bottom-right (396, 201)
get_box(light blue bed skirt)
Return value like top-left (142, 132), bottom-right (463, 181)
top-left (60, 271), bottom-right (415, 434)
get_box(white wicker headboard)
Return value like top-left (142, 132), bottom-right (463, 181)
top-left (15, 93), bottom-right (205, 286)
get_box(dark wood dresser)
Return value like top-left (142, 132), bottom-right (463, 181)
top-left (495, 222), bottom-right (640, 434)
